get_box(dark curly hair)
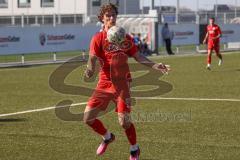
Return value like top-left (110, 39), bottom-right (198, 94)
top-left (209, 17), bottom-right (215, 21)
top-left (97, 3), bottom-right (118, 23)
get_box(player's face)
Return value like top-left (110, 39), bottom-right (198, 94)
top-left (102, 10), bottom-right (117, 29)
top-left (209, 19), bottom-right (215, 25)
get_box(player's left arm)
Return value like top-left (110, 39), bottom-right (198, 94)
top-left (213, 26), bottom-right (222, 40)
top-left (217, 26), bottom-right (222, 38)
top-left (203, 32), bottom-right (209, 44)
top-left (214, 33), bottom-right (221, 39)
top-left (132, 52), bottom-right (170, 74)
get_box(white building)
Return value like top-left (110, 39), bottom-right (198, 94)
top-left (0, 0), bottom-right (140, 26)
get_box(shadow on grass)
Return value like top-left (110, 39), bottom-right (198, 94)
top-left (0, 118), bottom-right (27, 123)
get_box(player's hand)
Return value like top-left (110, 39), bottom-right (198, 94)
top-left (152, 63), bottom-right (171, 75)
top-left (85, 68), bottom-right (94, 78)
top-left (203, 39), bottom-right (206, 44)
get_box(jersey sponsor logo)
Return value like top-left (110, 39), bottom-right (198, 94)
top-left (209, 30), bottom-right (215, 34)
top-left (103, 40), bottom-right (133, 53)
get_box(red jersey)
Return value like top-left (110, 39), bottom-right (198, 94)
top-left (206, 24), bottom-right (222, 44)
top-left (89, 30), bottom-right (138, 82)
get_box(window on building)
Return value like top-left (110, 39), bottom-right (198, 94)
top-left (92, 0), bottom-right (101, 7)
top-left (0, 0), bottom-right (8, 8)
top-left (18, 0), bottom-right (31, 8)
top-left (0, 16), bottom-right (11, 26)
top-left (41, 0), bottom-right (54, 8)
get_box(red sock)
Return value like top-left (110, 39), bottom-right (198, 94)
top-left (125, 123), bottom-right (137, 145)
top-left (87, 119), bottom-right (107, 136)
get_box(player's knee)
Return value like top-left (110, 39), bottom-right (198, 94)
top-left (120, 121), bottom-right (131, 129)
top-left (84, 119), bottom-right (95, 126)
top-left (119, 118), bottom-right (131, 129)
top-left (83, 106), bottom-right (99, 125)
top-left (83, 114), bottom-right (95, 125)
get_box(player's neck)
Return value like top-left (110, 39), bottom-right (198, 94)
top-left (104, 28), bottom-right (108, 32)
top-left (104, 25), bottom-right (116, 32)
top-left (104, 25), bottom-right (111, 32)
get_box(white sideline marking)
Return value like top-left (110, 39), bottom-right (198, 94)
top-left (0, 97), bottom-right (240, 118)
top-left (135, 97), bottom-right (240, 102)
top-left (0, 102), bottom-right (87, 118)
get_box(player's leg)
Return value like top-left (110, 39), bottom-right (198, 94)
top-left (83, 106), bottom-right (107, 135)
top-left (115, 81), bottom-right (140, 159)
top-left (84, 87), bottom-right (115, 156)
top-left (84, 105), bottom-right (115, 155)
top-left (118, 112), bottom-right (140, 160)
top-left (206, 49), bottom-right (213, 70)
top-left (206, 42), bottom-right (215, 70)
top-left (214, 44), bottom-right (223, 66)
top-left (117, 96), bottom-right (140, 159)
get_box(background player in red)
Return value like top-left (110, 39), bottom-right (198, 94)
top-left (83, 3), bottom-right (170, 160)
top-left (203, 17), bottom-right (223, 70)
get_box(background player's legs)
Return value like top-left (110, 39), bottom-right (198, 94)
top-left (214, 46), bottom-right (223, 66)
top-left (207, 49), bottom-right (213, 69)
top-left (165, 39), bottom-right (174, 55)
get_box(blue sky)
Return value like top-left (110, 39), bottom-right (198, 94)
top-left (141, 0), bottom-right (239, 11)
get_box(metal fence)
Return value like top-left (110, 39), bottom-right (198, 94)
top-left (161, 11), bottom-right (240, 24)
top-left (0, 14), bottom-right (84, 27)
top-left (0, 12), bottom-right (240, 27)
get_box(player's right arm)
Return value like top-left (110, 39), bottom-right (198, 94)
top-left (85, 34), bottom-right (100, 78)
top-left (85, 54), bottom-right (97, 78)
top-left (203, 31), bottom-right (208, 44)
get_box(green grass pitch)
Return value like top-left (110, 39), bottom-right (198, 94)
top-left (0, 52), bottom-right (240, 160)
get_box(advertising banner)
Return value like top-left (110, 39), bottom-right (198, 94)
top-left (0, 25), bottom-right (100, 55)
top-left (158, 24), bottom-right (199, 46)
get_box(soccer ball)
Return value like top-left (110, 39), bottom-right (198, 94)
top-left (107, 26), bottom-right (126, 44)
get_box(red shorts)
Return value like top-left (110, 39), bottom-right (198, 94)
top-left (208, 42), bottom-right (220, 53)
top-left (87, 80), bottom-right (131, 113)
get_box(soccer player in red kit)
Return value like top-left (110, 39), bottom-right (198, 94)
top-left (203, 17), bottom-right (223, 70)
top-left (83, 3), bottom-right (170, 160)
